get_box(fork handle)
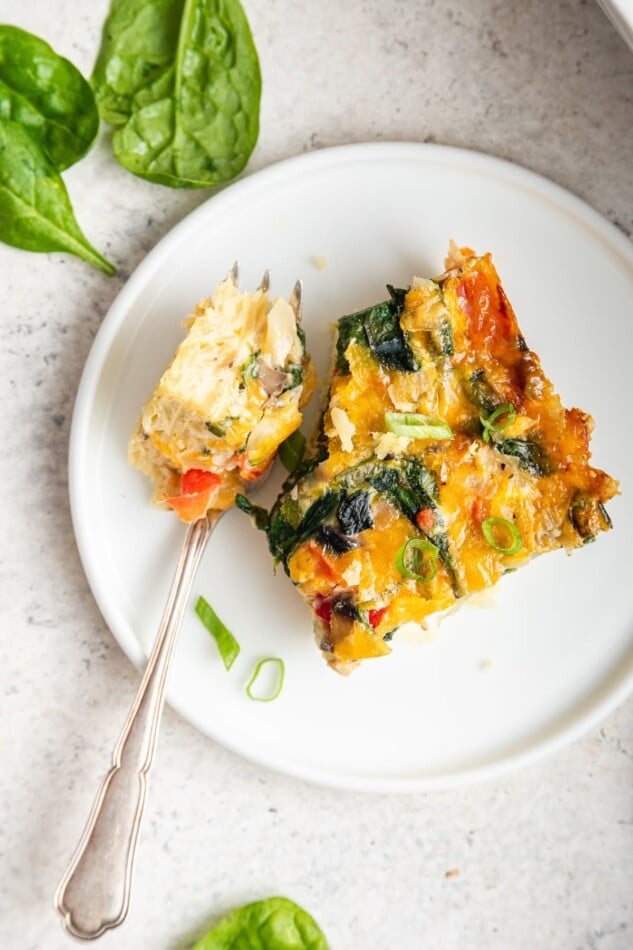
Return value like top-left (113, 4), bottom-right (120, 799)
top-left (55, 510), bottom-right (222, 940)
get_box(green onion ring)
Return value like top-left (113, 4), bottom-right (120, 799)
top-left (480, 403), bottom-right (516, 442)
top-left (246, 657), bottom-right (285, 702)
top-left (481, 517), bottom-right (523, 555)
top-left (385, 412), bottom-right (454, 441)
top-left (195, 596), bottom-right (240, 670)
top-left (395, 538), bottom-right (439, 582)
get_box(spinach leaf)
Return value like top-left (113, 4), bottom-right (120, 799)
top-left (0, 119), bottom-right (115, 274)
top-left (295, 491), bottom-right (340, 545)
top-left (266, 514), bottom-right (299, 564)
top-left (366, 458), bottom-right (437, 522)
top-left (368, 466), bottom-right (419, 522)
top-left (0, 26), bottom-right (98, 171)
top-left (386, 283), bottom-right (407, 309)
top-left (316, 524), bottom-right (360, 554)
top-left (287, 416), bottom-right (329, 483)
top-left (364, 299), bottom-right (418, 371)
top-left (335, 287), bottom-right (418, 374)
top-left (93, 0), bottom-right (262, 188)
top-left (467, 369), bottom-right (497, 414)
top-left (335, 458), bottom-right (384, 491)
top-left (335, 310), bottom-right (365, 373)
top-left (266, 490), bottom-right (340, 569)
top-left (91, 0), bottom-right (185, 125)
top-left (235, 493), bottom-right (269, 530)
top-left (495, 438), bottom-right (551, 476)
top-left (401, 457), bottom-right (439, 508)
top-left (337, 490), bottom-right (373, 535)
top-left (193, 896), bottom-right (329, 950)
top-left (359, 457), bottom-right (461, 595)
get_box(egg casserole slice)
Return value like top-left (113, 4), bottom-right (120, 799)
top-left (242, 246), bottom-right (619, 674)
top-left (129, 272), bottom-right (316, 522)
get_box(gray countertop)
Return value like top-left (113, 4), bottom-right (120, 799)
top-left (2, 1), bottom-right (632, 948)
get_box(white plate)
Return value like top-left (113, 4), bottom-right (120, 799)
top-left (70, 143), bottom-right (633, 792)
top-left (596, 0), bottom-right (633, 51)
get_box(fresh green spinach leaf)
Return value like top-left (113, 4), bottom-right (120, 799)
top-left (192, 896), bottom-right (329, 950)
top-left (0, 25), bottom-right (98, 170)
top-left (0, 118), bottom-right (115, 274)
top-left (92, 0), bottom-right (261, 188)
top-left (91, 0), bottom-right (184, 125)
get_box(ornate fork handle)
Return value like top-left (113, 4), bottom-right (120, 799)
top-left (55, 510), bottom-right (222, 940)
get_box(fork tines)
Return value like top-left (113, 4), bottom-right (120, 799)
top-left (225, 264), bottom-right (302, 321)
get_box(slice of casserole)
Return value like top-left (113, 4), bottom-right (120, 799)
top-left (242, 246), bottom-right (619, 674)
top-left (129, 270), bottom-right (316, 522)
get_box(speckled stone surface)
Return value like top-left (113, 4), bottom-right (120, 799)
top-left (1, 1), bottom-right (632, 948)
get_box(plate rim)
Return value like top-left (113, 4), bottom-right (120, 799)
top-left (69, 141), bottom-right (633, 792)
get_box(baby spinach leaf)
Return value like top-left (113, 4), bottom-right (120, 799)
top-left (0, 119), bottom-right (115, 274)
top-left (0, 25), bottom-right (98, 170)
top-left (91, 0), bottom-right (185, 124)
top-left (92, 0), bottom-right (261, 188)
top-left (193, 896), bottom-right (329, 950)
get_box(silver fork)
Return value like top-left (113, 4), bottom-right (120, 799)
top-left (54, 265), bottom-right (302, 940)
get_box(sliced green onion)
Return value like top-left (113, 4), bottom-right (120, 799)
top-left (395, 538), bottom-right (439, 582)
top-left (385, 412), bottom-right (454, 441)
top-left (278, 429), bottom-right (306, 473)
top-left (195, 596), bottom-right (240, 670)
top-left (246, 658), bottom-right (285, 702)
top-left (481, 517), bottom-right (523, 555)
top-left (240, 351), bottom-right (260, 380)
top-left (480, 403), bottom-right (516, 442)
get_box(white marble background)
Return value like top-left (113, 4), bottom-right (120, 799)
top-left (1, 1), bottom-right (633, 948)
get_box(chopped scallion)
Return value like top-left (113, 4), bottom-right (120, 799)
top-left (395, 538), bottom-right (439, 583)
top-left (385, 412), bottom-right (454, 441)
top-left (480, 403), bottom-right (516, 442)
top-left (278, 429), bottom-right (306, 473)
top-left (481, 517), bottom-right (523, 555)
top-left (246, 657), bottom-right (285, 702)
top-left (195, 596), bottom-right (240, 670)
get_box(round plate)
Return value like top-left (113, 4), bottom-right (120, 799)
top-left (70, 143), bottom-right (633, 792)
